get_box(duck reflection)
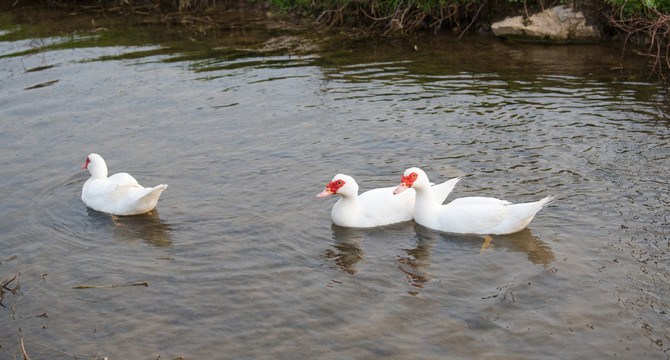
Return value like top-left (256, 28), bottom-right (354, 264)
top-left (322, 224), bottom-right (364, 274)
top-left (495, 228), bottom-right (555, 265)
top-left (413, 224), bottom-right (555, 265)
top-left (86, 208), bottom-right (173, 247)
top-left (397, 224), bottom-right (437, 295)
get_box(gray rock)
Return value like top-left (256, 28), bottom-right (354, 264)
top-left (491, 5), bottom-right (600, 43)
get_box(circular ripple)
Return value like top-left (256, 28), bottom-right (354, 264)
top-left (21, 173), bottom-right (174, 266)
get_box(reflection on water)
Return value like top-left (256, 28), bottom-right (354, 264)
top-left (494, 229), bottom-right (555, 265)
top-left (323, 221), bottom-right (555, 296)
top-left (85, 209), bottom-right (173, 247)
top-left (322, 224), bottom-right (364, 274)
top-left (413, 224), bottom-right (555, 266)
top-left (398, 225), bottom-right (437, 295)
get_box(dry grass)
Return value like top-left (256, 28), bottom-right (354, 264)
top-left (313, 0), bottom-right (478, 34)
top-left (606, 6), bottom-right (670, 80)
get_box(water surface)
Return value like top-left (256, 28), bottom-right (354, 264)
top-left (1, 6), bottom-right (669, 360)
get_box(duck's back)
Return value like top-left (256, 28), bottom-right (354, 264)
top-left (81, 172), bottom-right (166, 215)
top-left (355, 186), bottom-right (415, 227)
top-left (108, 172), bottom-right (139, 187)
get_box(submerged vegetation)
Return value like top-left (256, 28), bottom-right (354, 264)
top-left (5, 0), bottom-right (670, 77)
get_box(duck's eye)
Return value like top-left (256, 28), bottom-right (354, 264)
top-left (411, 173), bottom-right (417, 179)
top-left (336, 180), bottom-right (343, 185)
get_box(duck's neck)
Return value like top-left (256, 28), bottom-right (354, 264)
top-left (413, 185), bottom-right (438, 219)
top-left (91, 172), bottom-right (107, 179)
top-left (90, 164), bottom-right (108, 179)
top-left (332, 194), bottom-right (359, 226)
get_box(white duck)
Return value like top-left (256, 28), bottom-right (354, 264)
top-left (394, 167), bottom-right (554, 235)
top-left (81, 153), bottom-right (168, 216)
top-left (317, 174), bottom-right (460, 228)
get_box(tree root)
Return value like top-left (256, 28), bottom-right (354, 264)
top-left (606, 5), bottom-right (670, 80)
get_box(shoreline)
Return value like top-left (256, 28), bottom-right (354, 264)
top-left (1, 0), bottom-right (668, 81)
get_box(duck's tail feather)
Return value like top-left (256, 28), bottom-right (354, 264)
top-left (494, 195), bottom-right (555, 234)
top-left (132, 184), bottom-right (167, 209)
top-left (537, 195), bottom-right (556, 208)
top-left (140, 184), bottom-right (168, 201)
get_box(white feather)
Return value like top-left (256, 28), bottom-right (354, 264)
top-left (395, 167), bottom-right (554, 235)
top-left (318, 174), bottom-right (460, 228)
top-left (81, 153), bottom-right (167, 216)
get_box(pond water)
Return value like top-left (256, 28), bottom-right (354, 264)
top-left (1, 5), bottom-right (669, 360)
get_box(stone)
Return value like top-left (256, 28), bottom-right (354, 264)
top-left (491, 5), bottom-right (601, 43)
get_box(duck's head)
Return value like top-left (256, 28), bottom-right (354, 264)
top-left (82, 153), bottom-right (108, 178)
top-left (394, 167), bottom-right (429, 195)
top-left (317, 174), bottom-right (358, 198)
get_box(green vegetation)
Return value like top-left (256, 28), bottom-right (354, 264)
top-left (606, 0), bottom-right (670, 17)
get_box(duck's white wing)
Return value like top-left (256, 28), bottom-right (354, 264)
top-left (353, 186), bottom-right (415, 227)
top-left (430, 177), bottom-right (460, 204)
top-left (435, 196), bottom-right (554, 235)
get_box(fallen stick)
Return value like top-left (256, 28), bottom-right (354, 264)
top-left (21, 337), bottom-right (31, 360)
top-left (72, 282), bottom-right (149, 289)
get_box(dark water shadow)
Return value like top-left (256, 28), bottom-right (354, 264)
top-left (85, 208), bottom-right (173, 247)
top-left (322, 224), bottom-right (365, 274)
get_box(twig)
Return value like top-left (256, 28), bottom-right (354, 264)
top-left (21, 337), bottom-right (31, 360)
top-left (459, 0), bottom-right (488, 40)
top-left (2, 275), bottom-right (18, 291)
top-left (24, 337), bottom-right (81, 359)
top-left (605, 4), bottom-right (670, 79)
top-left (360, 6), bottom-right (394, 21)
top-left (72, 282), bottom-right (149, 289)
top-left (1, 255), bottom-right (18, 265)
top-left (429, 5), bottom-right (457, 32)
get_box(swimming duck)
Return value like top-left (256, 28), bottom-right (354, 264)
top-left (81, 153), bottom-right (167, 216)
top-left (394, 167), bottom-right (554, 235)
top-left (318, 173), bottom-right (460, 228)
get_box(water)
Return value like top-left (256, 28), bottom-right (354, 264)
top-left (1, 6), bottom-right (669, 360)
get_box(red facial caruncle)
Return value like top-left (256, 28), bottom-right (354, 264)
top-left (400, 172), bottom-right (419, 187)
top-left (317, 178), bottom-right (346, 197)
top-left (81, 157), bottom-right (91, 169)
top-left (326, 179), bottom-right (346, 193)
